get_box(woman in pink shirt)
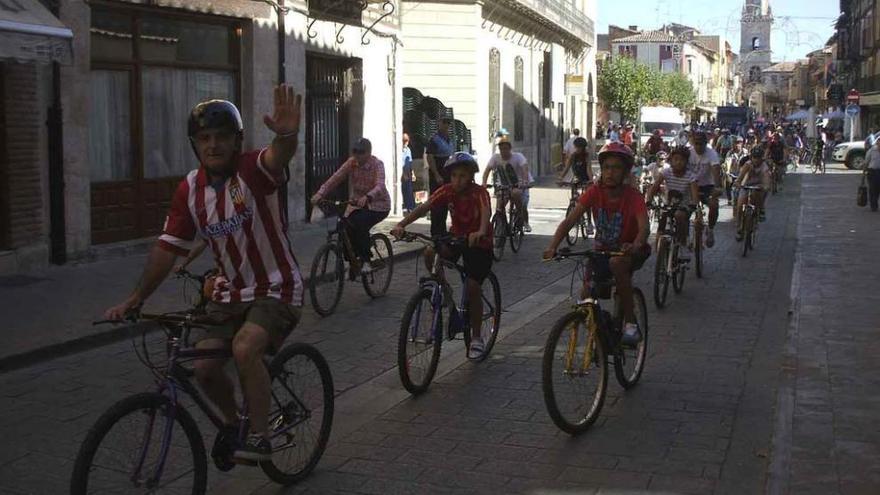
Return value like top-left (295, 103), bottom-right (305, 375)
top-left (311, 138), bottom-right (391, 274)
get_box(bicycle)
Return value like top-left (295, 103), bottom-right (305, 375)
top-left (770, 159), bottom-right (784, 194)
top-left (308, 200), bottom-right (393, 316)
top-left (810, 148), bottom-right (825, 174)
top-left (488, 184), bottom-right (526, 261)
top-left (559, 180), bottom-right (592, 245)
top-left (738, 185), bottom-right (762, 257)
top-left (71, 270), bottom-right (334, 494)
top-left (395, 232), bottom-right (502, 395)
top-left (541, 248), bottom-right (649, 435)
top-left (651, 201), bottom-right (691, 309)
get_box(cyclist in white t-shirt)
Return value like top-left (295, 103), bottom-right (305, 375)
top-left (482, 136), bottom-right (531, 231)
top-left (688, 131), bottom-right (721, 248)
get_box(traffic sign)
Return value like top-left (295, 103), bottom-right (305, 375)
top-left (847, 88), bottom-right (861, 104)
top-left (846, 104), bottom-right (861, 116)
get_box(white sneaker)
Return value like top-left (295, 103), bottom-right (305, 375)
top-left (620, 323), bottom-right (642, 346)
top-left (360, 262), bottom-right (373, 275)
top-left (523, 224), bottom-right (532, 233)
top-left (468, 336), bottom-right (485, 359)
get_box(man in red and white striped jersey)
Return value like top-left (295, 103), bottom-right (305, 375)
top-left (105, 85), bottom-right (303, 462)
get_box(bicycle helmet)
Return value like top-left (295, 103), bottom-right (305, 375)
top-left (187, 100), bottom-right (244, 157)
top-left (443, 152), bottom-right (479, 175)
top-left (656, 150), bottom-right (668, 160)
top-left (497, 135), bottom-right (512, 147)
top-left (597, 142), bottom-right (635, 168)
top-left (573, 137), bottom-right (588, 149)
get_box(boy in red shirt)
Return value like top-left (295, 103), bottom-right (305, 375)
top-left (392, 153), bottom-right (493, 358)
top-left (543, 143), bottom-right (650, 345)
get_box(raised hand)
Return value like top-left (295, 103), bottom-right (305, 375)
top-left (263, 84), bottom-right (302, 136)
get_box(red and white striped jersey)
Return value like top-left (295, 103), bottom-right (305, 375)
top-left (159, 149), bottom-right (304, 306)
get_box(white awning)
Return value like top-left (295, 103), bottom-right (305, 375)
top-left (0, 2), bottom-right (73, 64)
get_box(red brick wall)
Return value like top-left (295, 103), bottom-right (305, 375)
top-left (1, 62), bottom-right (44, 250)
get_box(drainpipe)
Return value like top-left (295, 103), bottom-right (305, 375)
top-left (277, 0), bottom-right (286, 84)
top-left (389, 41), bottom-right (398, 215)
top-left (47, 0), bottom-right (66, 264)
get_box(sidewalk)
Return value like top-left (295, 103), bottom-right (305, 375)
top-left (769, 171), bottom-right (880, 494)
top-left (0, 214), bottom-right (428, 371)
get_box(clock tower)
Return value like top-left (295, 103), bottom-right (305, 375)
top-left (740, 0), bottom-right (773, 83)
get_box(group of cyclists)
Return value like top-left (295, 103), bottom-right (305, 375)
top-left (101, 81), bottom-right (806, 468)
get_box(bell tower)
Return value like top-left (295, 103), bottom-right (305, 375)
top-left (740, 0), bottom-right (773, 82)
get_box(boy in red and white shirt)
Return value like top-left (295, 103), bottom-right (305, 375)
top-left (393, 153), bottom-right (493, 359)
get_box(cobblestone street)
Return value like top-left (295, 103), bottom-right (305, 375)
top-left (1, 170), bottom-right (878, 494)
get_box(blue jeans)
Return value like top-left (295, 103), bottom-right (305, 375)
top-left (401, 180), bottom-right (416, 211)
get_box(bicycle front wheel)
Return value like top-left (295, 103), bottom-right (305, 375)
top-left (693, 222), bottom-right (703, 279)
top-left (542, 310), bottom-right (608, 435)
top-left (672, 244), bottom-right (685, 294)
top-left (362, 233), bottom-right (394, 298)
top-left (653, 239), bottom-right (670, 309)
top-left (564, 202), bottom-right (579, 246)
top-left (742, 212), bottom-right (753, 258)
top-left (398, 287), bottom-right (443, 395)
top-left (491, 213), bottom-right (506, 261)
top-left (262, 343), bottom-right (335, 485)
top-left (71, 392), bottom-right (207, 495)
top-left (614, 288), bottom-right (649, 389)
top-left (309, 243), bottom-right (344, 316)
top-left (509, 207), bottom-right (524, 253)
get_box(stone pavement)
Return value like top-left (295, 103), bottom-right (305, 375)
top-left (2, 170), bottom-right (878, 494)
top-left (767, 169), bottom-right (880, 495)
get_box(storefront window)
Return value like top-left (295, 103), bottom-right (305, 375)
top-left (88, 70), bottom-right (131, 182)
top-left (140, 17), bottom-right (232, 65)
top-left (142, 68), bottom-right (235, 178)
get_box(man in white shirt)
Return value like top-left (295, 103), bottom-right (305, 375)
top-left (689, 131), bottom-right (722, 247)
top-left (482, 136), bottom-right (532, 231)
top-left (563, 128), bottom-right (581, 162)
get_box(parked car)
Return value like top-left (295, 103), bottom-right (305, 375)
top-left (832, 131), bottom-right (880, 169)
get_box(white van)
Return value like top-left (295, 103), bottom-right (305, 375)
top-left (639, 106), bottom-right (685, 148)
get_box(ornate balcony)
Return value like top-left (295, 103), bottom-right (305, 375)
top-left (490, 0), bottom-right (594, 48)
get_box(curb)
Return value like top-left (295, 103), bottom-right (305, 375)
top-left (0, 244), bottom-right (425, 375)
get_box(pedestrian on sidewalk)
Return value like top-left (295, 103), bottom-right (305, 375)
top-left (426, 117), bottom-right (456, 235)
top-left (401, 133), bottom-right (416, 213)
top-left (865, 138), bottom-right (880, 212)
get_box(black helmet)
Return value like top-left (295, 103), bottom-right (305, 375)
top-left (573, 137), bottom-right (588, 149)
top-left (188, 100), bottom-right (244, 140)
top-left (443, 152), bottom-right (479, 175)
top-left (750, 146), bottom-right (764, 158)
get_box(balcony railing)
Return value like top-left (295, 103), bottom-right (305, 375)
top-left (499, 0), bottom-right (594, 45)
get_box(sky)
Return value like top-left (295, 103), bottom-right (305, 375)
top-left (596, 0), bottom-right (840, 61)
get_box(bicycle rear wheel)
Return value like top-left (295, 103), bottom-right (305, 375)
top-left (70, 392), bottom-right (207, 495)
top-left (362, 233), bottom-right (394, 298)
top-left (464, 271), bottom-right (502, 362)
top-left (671, 244), bottom-right (685, 294)
top-left (262, 343), bottom-right (334, 485)
top-left (509, 205), bottom-right (524, 253)
top-left (491, 213), bottom-right (506, 261)
top-left (309, 243), bottom-right (344, 316)
top-left (653, 239), bottom-right (670, 309)
top-left (542, 310), bottom-right (608, 435)
top-left (564, 202), bottom-right (579, 246)
top-left (397, 287), bottom-right (443, 395)
top-left (742, 212), bottom-right (753, 258)
top-left (614, 288), bottom-right (649, 389)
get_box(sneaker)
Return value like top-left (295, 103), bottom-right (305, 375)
top-left (706, 229), bottom-right (715, 248)
top-left (211, 425), bottom-right (239, 469)
top-left (523, 224), bottom-right (532, 233)
top-left (360, 262), bottom-right (373, 275)
top-left (620, 323), bottom-right (642, 347)
top-left (233, 434), bottom-right (272, 463)
top-left (467, 336), bottom-right (485, 359)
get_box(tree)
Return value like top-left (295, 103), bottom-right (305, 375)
top-left (598, 56), bottom-right (697, 119)
top-left (597, 57), bottom-right (653, 122)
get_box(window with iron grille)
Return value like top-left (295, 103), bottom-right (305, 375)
top-left (514, 56), bottom-right (524, 141)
